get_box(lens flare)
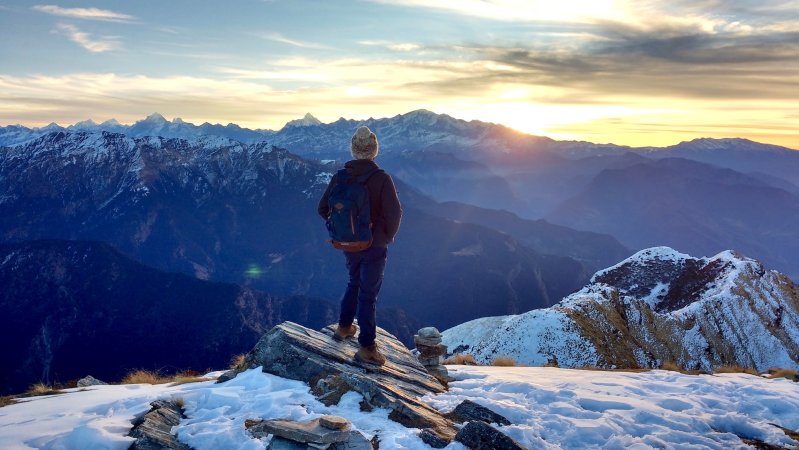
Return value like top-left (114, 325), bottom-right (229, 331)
top-left (245, 264), bottom-right (262, 278)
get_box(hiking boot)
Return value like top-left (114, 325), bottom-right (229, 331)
top-left (355, 345), bottom-right (386, 366)
top-left (333, 323), bottom-right (358, 341)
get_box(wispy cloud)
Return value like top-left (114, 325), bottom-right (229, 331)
top-left (358, 40), bottom-right (423, 52)
top-left (366, 0), bottom-right (627, 23)
top-left (256, 32), bottom-right (330, 49)
top-left (55, 23), bottom-right (121, 53)
top-left (32, 4), bottom-right (136, 23)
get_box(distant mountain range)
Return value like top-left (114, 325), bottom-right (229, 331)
top-left (3, 111), bottom-right (799, 387)
top-left (3, 111), bottom-right (798, 274)
top-left (442, 247), bottom-right (799, 372)
top-left (0, 131), bottom-right (613, 342)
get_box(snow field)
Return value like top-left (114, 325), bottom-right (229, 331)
top-left (426, 366), bottom-right (799, 449)
top-left (2, 366), bottom-right (798, 449)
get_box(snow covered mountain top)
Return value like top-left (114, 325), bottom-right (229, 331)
top-left (3, 113), bottom-right (796, 158)
top-left (283, 113), bottom-right (322, 128)
top-left (586, 246), bottom-right (761, 313)
top-left (2, 366), bottom-right (797, 449)
top-left (443, 246), bottom-right (799, 372)
top-left (669, 137), bottom-right (790, 153)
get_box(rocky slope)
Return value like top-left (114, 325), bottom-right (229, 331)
top-left (0, 240), bottom-right (338, 395)
top-left (443, 247), bottom-right (799, 372)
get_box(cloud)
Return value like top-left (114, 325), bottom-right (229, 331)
top-left (256, 32), bottom-right (330, 49)
top-left (366, 0), bottom-right (625, 23)
top-left (358, 40), bottom-right (422, 52)
top-left (32, 4), bottom-right (136, 23)
top-left (55, 24), bottom-right (121, 53)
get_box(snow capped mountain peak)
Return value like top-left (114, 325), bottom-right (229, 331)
top-left (674, 137), bottom-right (772, 152)
top-left (401, 109), bottom-right (443, 125)
top-left (284, 113), bottom-right (322, 128)
top-left (404, 109), bottom-right (437, 117)
top-left (101, 119), bottom-right (121, 126)
top-left (444, 246), bottom-right (799, 372)
top-left (587, 246), bottom-right (766, 314)
top-left (590, 246), bottom-right (693, 283)
top-left (141, 112), bottom-right (168, 124)
top-left (71, 119), bottom-right (98, 129)
top-left (39, 122), bottom-right (64, 131)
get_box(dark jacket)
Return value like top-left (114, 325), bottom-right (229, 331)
top-left (318, 159), bottom-right (402, 248)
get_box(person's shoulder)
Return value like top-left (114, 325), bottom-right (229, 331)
top-left (373, 168), bottom-right (393, 183)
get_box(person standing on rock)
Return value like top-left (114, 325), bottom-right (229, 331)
top-left (318, 125), bottom-right (402, 366)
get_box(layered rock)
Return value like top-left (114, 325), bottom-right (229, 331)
top-left (246, 416), bottom-right (373, 450)
top-left (444, 247), bottom-right (799, 372)
top-left (240, 322), bottom-right (456, 446)
top-left (128, 400), bottom-right (190, 450)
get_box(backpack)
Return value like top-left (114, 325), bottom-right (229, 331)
top-left (325, 167), bottom-right (382, 252)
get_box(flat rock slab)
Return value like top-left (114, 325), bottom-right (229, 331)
top-left (266, 437), bottom-right (308, 450)
top-left (414, 336), bottom-right (443, 347)
top-left (247, 418), bottom-right (350, 444)
top-left (416, 343), bottom-right (448, 358)
top-left (319, 415), bottom-right (350, 431)
top-left (243, 321), bottom-right (456, 444)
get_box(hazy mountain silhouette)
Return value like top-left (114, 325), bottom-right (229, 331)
top-left (547, 158), bottom-right (799, 279)
top-left (0, 240), bottom-right (339, 395)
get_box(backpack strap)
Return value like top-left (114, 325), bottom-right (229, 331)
top-left (336, 168), bottom-right (350, 183)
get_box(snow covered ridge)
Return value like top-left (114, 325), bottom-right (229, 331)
top-left (0, 131), bottom-right (332, 205)
top-left (443, 246), bottom-right (799, 372)
top-left (2, 367), bottom-right (798, 449)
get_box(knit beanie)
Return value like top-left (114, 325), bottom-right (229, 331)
top-left (351, 126), bottom-right (379, 160)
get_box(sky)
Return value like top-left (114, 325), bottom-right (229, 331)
top-left (0, 0), bottom-right (798, 148)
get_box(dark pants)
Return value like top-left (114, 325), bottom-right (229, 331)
top-left (339, 246), bottom-right (387, 347)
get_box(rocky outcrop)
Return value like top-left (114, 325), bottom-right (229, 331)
top-left (444, 247), bottom-right (799, 372)
top-left (241, 322), bottom-right (457, 446)
top-left (128, 400), bottom-right (191, 450)
top-left (445, 400), bottom-right (511, 426)
top-left (454, 421), bottom-right (526, 450)
top-left (76, 375), bottom-right (107, 387)
top-left (246, 416), bottom-right (373, 449)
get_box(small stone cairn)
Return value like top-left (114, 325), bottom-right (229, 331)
top-left (414, 327), bottom-right (449, 384)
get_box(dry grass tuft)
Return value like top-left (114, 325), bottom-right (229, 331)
top-left (713, 365), bottom-right (759, 376)
top-left (767, 368), bottom-right (798, 381)
top-left (491, 356), bottom-right (517, 367)
top-left (444, 354), bottom-right (479, 366)
top-left (121, 369), bottom-right (211, 386)
top-left (0, 396), bottom-right (17, 407)
top-left (120, 370), bottom-right (172, 385)
top-left (170, 376), bottom-right (210, 386)
top-left (230, 354), bottom-right (248, 371)
top-left (578, 366), bottom-right (651, 373)
top-left (659, 360), bottom-right (681, 372)
top-left (26, 383), bottom-right (64, 396)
